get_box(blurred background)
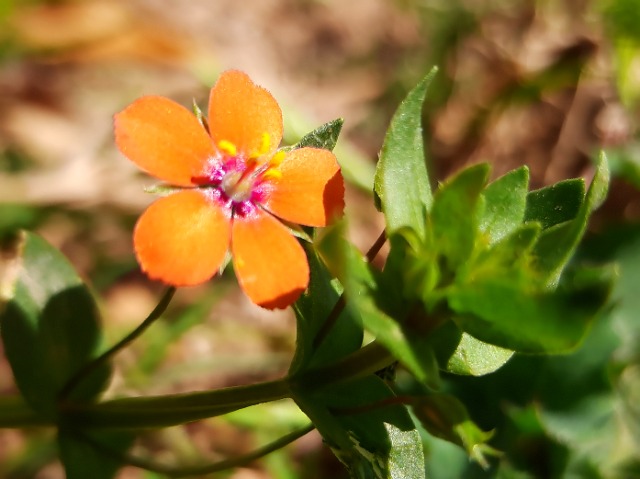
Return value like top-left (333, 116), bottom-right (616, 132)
top-left (2, 0), bottom-right (640, 477)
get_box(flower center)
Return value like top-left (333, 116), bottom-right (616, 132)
top-left (200, 136), bottom-right (284, 217)
top-left (222, 169), bottom-right (255, 203)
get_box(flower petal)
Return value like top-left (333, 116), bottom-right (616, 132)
top-left (208, 71), bottom-right (283, 156)
top-left (115, 96), bottom-right (215, 186)
top-left (134, 190), bottom-right (231, 286)
top-left (264, 147), bottom-right (344, 227)
top-left (231, 210), bottom-right (308, 309)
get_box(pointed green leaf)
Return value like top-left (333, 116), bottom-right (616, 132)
top-left (480, 166), bottom-right (529, 244)
top-left (524, 178), bottom-right (585, 230)
top-left (374, 67), bottom-right (438, 238)
top-left (463, 223), bottom-right (542, 285)
top-left (533, 153), bottom-right (610, 284)
top-left (448, 265), bottom-right (614, 353)
top-left (0, 232), bottom-right (110, 418)
top-left (445, 333), bottom-right (514, 376)
top-left (286, 118), bottom-right (344, 152)
top-left (428, 320), bottom-right (514, 376)
top-left (376, 230), bottom-right (425, 315)
top-left (429, 163), bottom-right (490, 269)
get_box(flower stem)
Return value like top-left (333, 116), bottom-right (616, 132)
top-left (0, 396), bottom-right (51, 427)
top-left (57, 286), bottom-right (176, 403)
top-left (61, 378), bottom-right (291, 429)
top-left (72, 423), bottom-right (315, 477)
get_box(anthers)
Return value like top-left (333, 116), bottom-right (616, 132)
top-left (218, 140), bottom-right (237, 156)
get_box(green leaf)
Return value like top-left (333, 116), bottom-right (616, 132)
top-left (429, 163), bottom-right (490, 270)
top-left (463, 223), bottom-right (542, 285)
top-left (374, 67), bottom-right (438, 238)
top-left (444, 332), bottom-right (514, 376)
top-left (0, 232), bottom-right (110, 418)
top-left (529, 305), bottom-right (631, 475)
top-left (289, 242), bottom-right (363, 374)
top-left (479, 166), bottom-right (529, 244)
top-left (286, 118), bottom-right (344, 152)
top-left (533, 153), bottom-right (610, 284)
top-left (524, 178), bottom-right (585, 230)
top-left (58, 428), bottom-right (134, 479)
top-left (448, 265), bottom-right (614, 353)
top-left (377, 230), bottom-right (428, 314)
top-left (293, 376), bottom-right (425, 479)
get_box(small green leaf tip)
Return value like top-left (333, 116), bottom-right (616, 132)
top-left (293, 118), bottom-right (344, 152)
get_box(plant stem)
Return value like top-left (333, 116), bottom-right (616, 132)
top-left (61, 378), bottom-right (292, 429)
top-left (0, 396), bottom-right (50, 428)
top-left (367, 229), bottom-right (389, 263)
top-left (57, 286), bottom-right (176, 403)
top-left (73, 423), bottom-right (315, 477)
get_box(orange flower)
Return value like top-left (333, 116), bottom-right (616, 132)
top-left (114, 70), bottom-right (344, 309)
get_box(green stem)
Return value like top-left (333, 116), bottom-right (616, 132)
top-left (61, 377), bottom-right (291, 429)
top-left (57, 286), bottom-right (176, 403)
top-left (73, 423), bottom-right (315, 477)
top-left (0, 340), bottom-right (394, 430)
top-left (0, 396), bottom-right (50, 428)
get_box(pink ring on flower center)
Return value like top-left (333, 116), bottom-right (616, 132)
top-left (196, 150), bottom-right (275, 218)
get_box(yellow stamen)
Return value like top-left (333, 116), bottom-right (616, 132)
top-left (262, 168), bottom-right (282, 181)
top-left (259, 133), bottom-right (271, 155)
top-left (218, 140), bottom-right (237, 156)
top-left (249, 133), bottom-right (272, 159)
top-left (269, 151), bottom-right (286, 168)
